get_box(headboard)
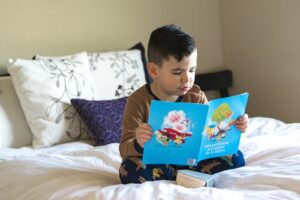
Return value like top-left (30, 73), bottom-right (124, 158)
top-left (194, 70), bottom-right (233, 98)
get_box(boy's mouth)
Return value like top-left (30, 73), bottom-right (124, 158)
top-left (180, 86), bottom-right (190, 92)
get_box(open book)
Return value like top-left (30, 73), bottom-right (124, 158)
top-left (142, 93), bottom-right (249, 166)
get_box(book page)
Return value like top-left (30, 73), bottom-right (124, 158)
top-left (198, 93), bottom-right (249, 161)
top-left (143, 100), bottom-right (209, 165)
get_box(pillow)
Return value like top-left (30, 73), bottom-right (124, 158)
top-left (0, 76), bottom-right (33, 148)
top-left (128, 42), bottom-right (151, 83)
top-left (35, 43), bottom-right (150, 100)
top-left (88, 45), bottom-right (148, 100)
top-left (7, 52), bottom-right (95, 148)
top-left (71, 97), bottom-right (127, 145)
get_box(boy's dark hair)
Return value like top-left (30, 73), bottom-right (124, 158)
top-left (147, 24), bottom-right (196, 66)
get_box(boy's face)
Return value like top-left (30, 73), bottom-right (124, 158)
top-left (148, 49), bottom-right (197, 101)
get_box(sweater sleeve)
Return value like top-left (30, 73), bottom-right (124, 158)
top-left (119, 96), bottom-right (146, 160)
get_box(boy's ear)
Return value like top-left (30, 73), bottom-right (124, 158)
top-left (147, 62), bottom-right (159, 78)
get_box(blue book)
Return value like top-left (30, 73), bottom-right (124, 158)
top-left (142, 93), bottom-right (249, 166)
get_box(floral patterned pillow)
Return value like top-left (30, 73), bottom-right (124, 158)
top-left (88, 43), bottom-right (149, 100)
top-left (34, 43), bottom-right (150, 100)
top-left (71, 97), bottom-right (127, 145)
top-left (7, 52), bottom-right (95, 148)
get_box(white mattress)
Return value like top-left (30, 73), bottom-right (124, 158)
top-left (1, 117), bottom-right (300, 200)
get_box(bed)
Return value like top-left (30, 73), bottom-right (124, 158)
top-left (1, 44), bottom-right (300, 200)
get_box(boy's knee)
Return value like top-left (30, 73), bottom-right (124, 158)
top-left (119, 158), bottom-right (177, 184)
top-left (232, 150), bottom-right (245, 168)
top-left (119, 158), bottom-right (142, 184)
top-left (195, 150), bottom-right (245, 174)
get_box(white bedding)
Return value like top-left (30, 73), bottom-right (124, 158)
top-left (1, 117), bottom-right (300, 200)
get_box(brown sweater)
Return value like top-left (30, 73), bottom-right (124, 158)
top-left (119, 84), bottom-right (208, 163)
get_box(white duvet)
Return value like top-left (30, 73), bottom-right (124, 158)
top-left (1, 117), bottom-right (300, 200)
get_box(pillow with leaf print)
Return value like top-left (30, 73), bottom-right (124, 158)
top-left (33, 43), bottom-right (151, 100)
top-left (35, 43), bottom-right (150, 100)
top-left (87, 42), bottom-right (150, 100)
top-left (71, 97), bottom-right (127, 145)
top-left (7, 52), bottom-right (95, 148)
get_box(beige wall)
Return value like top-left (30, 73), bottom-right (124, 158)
top-left (220, 0), bottom-right (300, 122)
top-left (1, 0), bottom-right (299, 122)
top-left (0, 0), bottom-right (223, 75)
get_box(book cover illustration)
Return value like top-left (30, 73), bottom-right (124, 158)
top-left (155, 110), bottom-right (192, 146)
top-left (142, 93), bottom-right (249, 166)
top-left (205, 103), bottom-right (236, 141)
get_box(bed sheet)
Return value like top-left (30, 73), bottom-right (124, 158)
top-left (1, 117), bottom-right (300, 200)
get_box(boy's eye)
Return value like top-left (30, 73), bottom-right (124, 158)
top-left (172, 70), bottom-right (182, 75)
top-left (189, 68), bottom-right (196, 73)
top-left (173, 72), bottom-right (181, 75)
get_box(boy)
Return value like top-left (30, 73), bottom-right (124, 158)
top-left (119, 24), bottom-right (248, 184)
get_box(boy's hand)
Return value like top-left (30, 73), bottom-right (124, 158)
top-left (235, 114), bottom-right (249, 133)
top-left (136, 123), bottom-right (153, 148)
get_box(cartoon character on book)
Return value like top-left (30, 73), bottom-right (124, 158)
top-left (205, 103), bottom-right (236, 141)
top-left (155, 110), bottom-right (192, 146)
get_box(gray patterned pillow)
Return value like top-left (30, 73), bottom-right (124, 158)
top-left (71, 97), bottom-right (127, 145)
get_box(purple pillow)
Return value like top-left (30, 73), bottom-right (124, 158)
top-left (71, 97), bottom-right (127, 145)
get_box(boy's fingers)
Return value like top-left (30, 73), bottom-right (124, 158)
top-left (136, 127), bottom-right (153, 141)
top-left (235, 120), bottom-right (247, 125)
top-left (137, 127), bottom-right (152, 135)
top-left (235, 122), bottom-right (248, 127)
top-left (238, 114), bottom-right (249, 121)
top-left (139, 123), bottom-right (152, 130)
top-left (136, 131), bottom-right (153, 147)
top-left (235, 123), bottom-right (248, 133)
top-left (137, 138), bottom-right (149, 148)
top-left (236, 114), bottom-right (249, 125)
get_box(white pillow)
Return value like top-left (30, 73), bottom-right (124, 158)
top-left (0, 76), bottom-right (33, 148)
top-left (88, 49), bottom-right (148, 100)
top-left (7, 52), bottom-right (95, 148)
top-left (35, 47), bottom-right (148, 100)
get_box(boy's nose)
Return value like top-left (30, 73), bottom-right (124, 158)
top-left (181, 73), bottom-right (189, 83)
